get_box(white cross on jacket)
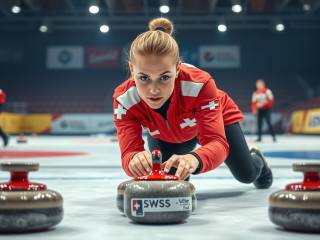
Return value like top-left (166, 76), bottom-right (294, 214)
top-left (180, 118), bottom-right (197, 128)
top-left (114, 104), bottom-right (127, 120)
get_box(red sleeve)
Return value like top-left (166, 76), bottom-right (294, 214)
top-left (193, 79), bottom-right (229, 173)
top-left (251, 91), bottom-right (257, 113)
top-left (0, 91), bottom-right (6, 104)
top-left (113, 100), bottom-right (145, 177)
top-left (261, 89), bottom-right (274, 109)
top-left (262, 99), bottom-right (273, 109)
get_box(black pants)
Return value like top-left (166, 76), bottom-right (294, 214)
top-left (257, 109), bottom-right (276, 140)
top-left (147, 123), bottom-right (264, 183)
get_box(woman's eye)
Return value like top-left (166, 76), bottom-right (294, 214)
top-left (160, 75), bottom-right (170, 81)
top-left (139, 76), bottom-right (149, 82)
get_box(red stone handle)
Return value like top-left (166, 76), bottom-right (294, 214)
top-left (0, 162), bottom-right (47, 191)
top-left (292, 162), bottom-right (320, 173)
top-left (286, 163), bottom-right (320, 191)
top-left (1, 162), bottom-right (39, 172)
top-left (135, 150), bottom-right (179, 181)
top-left (152, 149), bottom-right (162, 172)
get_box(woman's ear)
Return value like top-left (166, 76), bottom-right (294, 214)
top-left (128, 62), bottom-right (134, 76)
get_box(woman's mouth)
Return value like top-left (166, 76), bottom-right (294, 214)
top-left (149, 97), bottom-right (163, 102)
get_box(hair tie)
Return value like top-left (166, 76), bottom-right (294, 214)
top-left (155, 26), bottom-right (165, 32)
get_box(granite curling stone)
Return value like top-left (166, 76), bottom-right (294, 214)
top-left (269, 162), bottom-right (320, 232)
top-left (117, 180), bottom-right (134, 213)
top-left (0, 162), bottom-right (63, 233)
top-left (123, 150), bottom-right (196, 224)
top-left (117, 181), bottom-right (197, 214)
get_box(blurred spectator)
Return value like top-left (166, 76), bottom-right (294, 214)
top-left (251, 79), bottom-right (276, 142)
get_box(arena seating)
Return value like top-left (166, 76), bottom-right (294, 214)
top-left (4, 73), bottom-right (313, 114)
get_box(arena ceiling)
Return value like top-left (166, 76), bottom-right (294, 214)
top-left (0, 0), bottom-right (319, 31)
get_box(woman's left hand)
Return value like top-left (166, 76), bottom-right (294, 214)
top-left (161, 154), bottom-right (199, 180)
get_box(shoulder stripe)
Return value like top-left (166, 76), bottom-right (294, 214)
top-left (266, 89), bottom-right (274, 99)
top-left (116, 86), bottom-right (141, 109)
top-left (182, 63), bottom-right (196, 68)
top-left (180, 81), bottom-right (204, 97)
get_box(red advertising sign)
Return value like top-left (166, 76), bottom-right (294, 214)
top-left (86, 48), bottom-right (121, 68)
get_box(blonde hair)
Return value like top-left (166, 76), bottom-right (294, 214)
top-left (129, 17), bottom-right (179, 64)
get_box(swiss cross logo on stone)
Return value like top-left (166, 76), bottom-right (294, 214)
top-left (114, 104), bottom-right (127, 120)
top-left (201, 100), bottom-right (219, 111)
top-left (131, 199), bottom-right (144, 217)
top-left (180, 118), bottom-right (197, 129)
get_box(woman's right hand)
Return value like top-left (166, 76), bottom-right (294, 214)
top-left (129, 151), bottom-right (152, 177)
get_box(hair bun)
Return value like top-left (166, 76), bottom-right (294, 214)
top-left (148, 17), bottom-right (174, 35)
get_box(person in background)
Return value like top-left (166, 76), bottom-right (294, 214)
top-left (251, 79), bottom-right (276, 142)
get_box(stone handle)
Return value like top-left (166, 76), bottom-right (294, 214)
top-left (1, 162), bottom-right (39, 172)
top-left (293, 162), bottom-right (320, 173)
top-left (152, 150), bottom-right (162, 165)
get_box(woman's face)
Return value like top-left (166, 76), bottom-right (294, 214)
top-left (256, 80), bottom-right (265, 90)
top-left (130, 54), bottom-right (180, 109)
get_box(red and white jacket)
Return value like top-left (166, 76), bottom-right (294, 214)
top-left (251, 88), bottom-right (274, 112)
top-left (0, 89), bottom-right (6, 105)
top-left (113, 63), bottom-right (243, 177)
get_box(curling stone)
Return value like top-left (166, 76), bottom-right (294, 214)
top-left (17, 133), bottom-right (27, 144)
top-left (269, 162), bottom-right (320, 232)
top-left (123, 150), bottom-right (196, 224)
top-left (117, 180), bottom-right (197, 214)
top-left (0, 162), bottom-right (63, 233)
top-left (117, 180), bottom-right (134, 213)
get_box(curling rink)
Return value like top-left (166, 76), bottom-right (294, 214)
top-left (0, 134), bottom-right (319, 240)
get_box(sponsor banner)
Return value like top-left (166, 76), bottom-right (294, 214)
top-left (305, 109), bottom-right (320, 133)
top-left (291, 108), bottom-right (320, 134)
top-left (86, 48), bottom-right (121, 68)
top-left (0, 47), bottom-right (23, 63)
top-left (199, 45), bottom-right (240, 68)
top-left (47, 46), bottom-right (84, 69)
top-left (131, 197), bottom-right (192, 217)
top-left (0, 112), bottom-right (51, 134)
top-left (290, 111), bottom-right (306, 133)
top-left (51, 114), bottom-right (115, 134)
top-left (240, 112), bottom-right (283, 134)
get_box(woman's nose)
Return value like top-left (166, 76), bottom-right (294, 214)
top-left (150, 86), bottom-right (160, 95)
